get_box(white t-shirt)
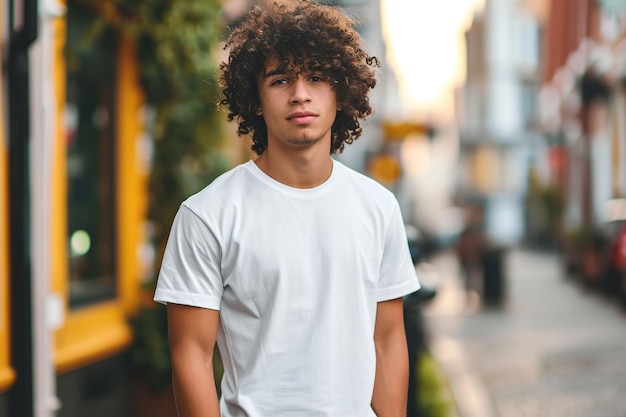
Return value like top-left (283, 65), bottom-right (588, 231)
top-left (154, 159), bottom-right (419, 417)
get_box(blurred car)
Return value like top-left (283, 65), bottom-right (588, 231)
top-left (601, 199), bottom-right (626, 307)
top-left (603, 218), bottom-right (626, 306)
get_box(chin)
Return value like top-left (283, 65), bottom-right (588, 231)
top-left (287, 138), bottom-right (321, 147)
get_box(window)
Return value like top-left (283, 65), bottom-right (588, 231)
top-left (65, 5), bottom-right (118, 309)
top-left (53, 3), bottom-right (147, 372)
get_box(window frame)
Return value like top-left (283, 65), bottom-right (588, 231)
top-left (65, 20), bottom-right (119, 309)
top-left (0, 65), bottom-right (15, 394)
top-left (52, 14), bottom-right (147, 373)
top-left (0, 0), bottom-right (15, 391)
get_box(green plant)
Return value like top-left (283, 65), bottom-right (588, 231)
top-left (129, 300), bottom-right (224, 391)
top-left (417, 353), bottom-right (455, 417)
top-left (568, 226), bottom-right (606, 250)
top-left (70, 0), bottom-right (229, 257)
top-left (539, 186), bottom-right (564, 234)
top-left (67, 0), bottom-right (230, 388)
top-left (129, 301), bottom-right (171, 389)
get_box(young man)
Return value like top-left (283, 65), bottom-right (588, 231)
top-left (154, 1), bottom-right (420, 416)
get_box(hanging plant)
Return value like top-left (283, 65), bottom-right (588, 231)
top-left (71, 0), bottom-right (229, 263)
top-left (67, 0), bottom-right (230, 389)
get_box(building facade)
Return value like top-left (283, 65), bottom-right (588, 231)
top-left (455, 0), bottom-right (542, 247)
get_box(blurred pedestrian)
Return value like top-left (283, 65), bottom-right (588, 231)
top-left (153, 1), bottom-right (420, 417)
top-left (455, 205), bottom-right (486, 299)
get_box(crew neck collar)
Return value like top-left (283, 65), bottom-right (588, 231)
top-left (244, 159), bottom-right (338, 198)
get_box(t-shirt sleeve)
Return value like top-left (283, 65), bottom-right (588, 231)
top-left (377, 199), bottom-right (420, 302)
top-left (153, 203), bottom-right (223, 310)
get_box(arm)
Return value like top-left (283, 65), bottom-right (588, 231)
top-left (167, 303), bottom-right (221, 417)
top-left (371, 297), bottom-right (409, 417)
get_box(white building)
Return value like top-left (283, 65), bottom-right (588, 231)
top-left (455, 0), bottom-right (542, 246)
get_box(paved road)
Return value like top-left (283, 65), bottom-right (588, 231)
top-left (421, 249), bottom-right (626, 417)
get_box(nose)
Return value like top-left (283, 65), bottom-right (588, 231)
top-left (289, 78), bottom-right (311, 103)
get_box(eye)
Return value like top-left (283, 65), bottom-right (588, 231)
top-left (309, 75), bottom-right (324, 82)
top-left (270, 78), bottom-right (289, 86)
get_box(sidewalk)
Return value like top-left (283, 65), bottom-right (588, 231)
top-left (422, 249), bottom-right (626, 417)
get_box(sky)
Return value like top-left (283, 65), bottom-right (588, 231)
top-left (381, 0), bottom-right (485, 123)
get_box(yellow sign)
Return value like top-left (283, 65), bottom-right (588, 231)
top-left (370, 154), bottom-right (401, 183)
top-left (382, 122), bottom-right (430, 140)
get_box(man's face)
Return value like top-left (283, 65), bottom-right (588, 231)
top-left (256, 59), bottom-right (338, 152)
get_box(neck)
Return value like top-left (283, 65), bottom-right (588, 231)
top-left (254, 148), bottom-right (333, 189)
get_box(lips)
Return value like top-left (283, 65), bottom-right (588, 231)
top-left (286, 111), bottom-right (318, 123)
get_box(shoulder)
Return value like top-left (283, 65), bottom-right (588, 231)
top-left (333, 159), bottom-right (397, 205)
top-left (183, 161), bottom-right (254, 215)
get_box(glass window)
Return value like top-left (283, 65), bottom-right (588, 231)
top-left (65, 5), bottom-right (118, 309)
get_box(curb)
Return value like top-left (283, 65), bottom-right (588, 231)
top-left (430, 336), bottom-right (497, 417)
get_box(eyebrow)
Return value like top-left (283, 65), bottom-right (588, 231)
top-left (262, 68), bottom-right (287, 78)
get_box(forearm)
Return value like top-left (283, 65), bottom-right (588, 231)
top-left (371, 332), bottom-right (409, 417)
top-left (171, 349), bottom-right (220, 417)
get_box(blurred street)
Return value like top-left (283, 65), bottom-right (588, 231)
top-left (4, 0), bottom-right (626, 415)
top-left (424, 249), bottom-right (626, 417)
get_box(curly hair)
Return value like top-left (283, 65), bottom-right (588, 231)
top-left (218, 0), bottom-right (380, 155)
